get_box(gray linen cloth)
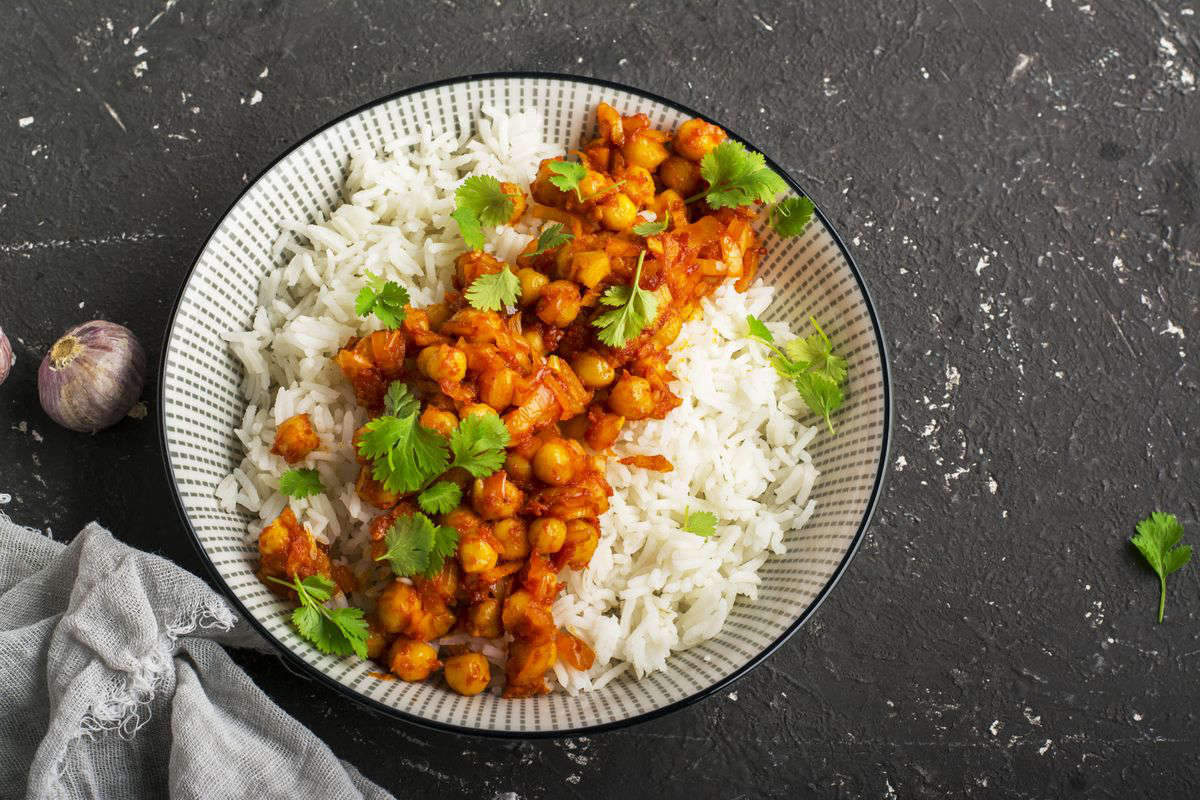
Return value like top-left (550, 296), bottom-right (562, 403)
top-left (0, 513), bottom-right (395, 800)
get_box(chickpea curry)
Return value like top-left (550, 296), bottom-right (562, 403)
top-left (256, 102), bottom-right (774, 699)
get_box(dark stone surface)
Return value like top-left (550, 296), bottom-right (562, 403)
top-left (2, 0), bottom-right (1199, 797)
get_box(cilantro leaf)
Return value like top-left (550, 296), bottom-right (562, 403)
top-left (792, 371), bottom-right (843, 435)
top-left (449, 413), bottom-right (511, 477)
top-left (1130, 512), bottom-right (1191, 623)
top-left (355, 272), bottom-right (410, 328)
top-left (384, 381), bottom-right (419, 418)
top-left (266, 573), bottom-right (368, 659)
top-left (770, 196), bottom-right (814, 237)
top-left (632, 210), bottom-right (669, 237)
top-left (682, 507), bottom-right (718, 537)
top-left (746, 314), bottom-right (774, 344)
top-left (593, 250), bottom-right (658, 348)
top-left (375, 512), bottom-right (460, 578)
top-left (358, 413), bottom-right (450, 494)
top-left (278, 468), bottom-right (324, 499)
top-left (693, 140), bottom-right (787, 209)
top-left (452, 207), bottom-right (485, 251)
top-left (783, 318), bottom-right (848, 385)
top-left (548, 160), bottom-right (587, 202)
top-left (530, 223), bottom-right (573, 256)
top-left (457, 175), bottom-right (514, 226)
top-left (465, 266), bottom-right (522, 311)
top-left (417, 480), bottom-right (462, 515)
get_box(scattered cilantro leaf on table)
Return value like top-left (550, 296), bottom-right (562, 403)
top-left (355, 271), bottom-right (409, 328)
top-left (465, 266), bottom-right (522, 311)
top-left (278, 468), bottom-right (324, 499)
top-left (1130, 512), bottom-right (1191, 623)
top-left (593, 250), bottom-right (658, 348)
top-left (266, 574), bottom-right (368, 658)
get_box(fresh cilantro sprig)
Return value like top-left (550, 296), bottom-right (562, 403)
top-left (682, 506), bottom-right (718, 537)
top-left (279, 468), bottom-right (324, 499)
top-left (548, 161), bottom-right (587, 202)
top-left (593, 250), bottom-right (658, 348)
top-left (452, 175), bottom-right (514, 251)
top-left (355, 271), bottom-right (410, 328)
top-left (266, 574), bottom-right (368, 658)
top-left (375, 512), bottom-right (460, 578)
top-left (770, 196), bottom-right (815, 238)
top-left (417, 481), bottom-right (462, 515)
top-left (746, 314), bottom-right (847, 434)
top-left (688, 140), bottom-right (786, 209)
top-left (632, 210), bottom-right (669, 237)
top-left (529, 223), bottom-right (573, 256)
top-left (356, 386), bottom-right (511, 496)
top-left (1130, 512), bottom-right (1191, 623)
top-left (465, 266), bottom-right (522, 311)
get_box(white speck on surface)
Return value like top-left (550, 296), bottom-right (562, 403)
top-left (1038, 739), bottom-right (1052, 755)
top-left (132, 60), bottom-right (148, 77)
top-left (1160, 37), bottom-right (1178, 57)
top-left (990, 720), bottom-right (1001, 736)
top-left (920, 419), bottom-right (938, 438)
top-left (565, 774), bottom-right (581, 785)
top-left (751, 12), bottom-right (773, 31)
top-left (1009, 53), bottom-right (1035, 82)
top-left (919, 66), bottom-right (930, 79)
top-left (31, 429), bottom-right (43, 443)
top-left (1112, 255), bottom-right (1125, 271)
top-left (944, 365), bottom-right (961, 393)
top-left (1024, 707), bottom-right (1042, 726)
top-left (134, 45), bottom-right (148, 56)
top-left (884, 778), bottom-right (897, 800)
top-left (895, 455), bottom-right (907, 472)
top-left (1133, 711), bottom-right (1143, 721)
top-left (975, 254), bottom-right (990, 274)
top-left (727, 691), bottom-right (738, 701)
top-left (1161, 321), bottom-right (1185, 339)
top-left (78, 301), bottom-right (84, 308)
top-left (259, 66), bottom-right (269, 77)
top-left (103, 102), bottom-right (126, 132)
top-left (987, 477), bottom-right (998, 494)
top-left (18, 116), bottom-right (34, 128)
top-left (249, 90), bottom-right (263, 106)
top-left (17, 421), bottom-right (28, 433)
top-left (617, 58), bottom-right (628, 67)
top-left (0, 493), bottom-right (11, 505)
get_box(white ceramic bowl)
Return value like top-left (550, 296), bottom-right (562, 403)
top-left (159, 73), bottom-right (891, 736)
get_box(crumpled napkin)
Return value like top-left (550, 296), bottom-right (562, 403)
top-left (0, 513), bottom-right (394, 800)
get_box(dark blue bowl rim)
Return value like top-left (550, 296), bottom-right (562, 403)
top-left (157, 70), bottom-right (893, 740)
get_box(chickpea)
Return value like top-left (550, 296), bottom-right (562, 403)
top-left (570, 250), bottom-right (611, 289)
top-left (651, 189), bottom-right (687, 229)
top-left (506, 640), bottom-right (558, 690)
top-left (516, 267), bottom-right (549, 306)
top-left (376, 580), bottom-right (422, 635)
top-left (533, 438), bottom-right (576, 485)
top-left (471, 471), bottom-right (525, 520)
top-left (572, 352), bottom-right (615, 388)
top-left (608, 373), bottom-right (654, 420)
top-left (622, 165), bottom-right (656, 207)
top-left (559, 413), bottom-right (589, 441)
top-left (493, 517), bottom-right (530, 560)
top-left (562, 519), bottom-right (600, 570)
top-left (444, 652), bottom-right (492, 696)
top-left (465, 599), bottom-right (504, 639)
top-left (419, 406), bottom-right (458, 438)
top-left (499, 181), bottom-right (527, 225)
top-left (271, 413), bottom-right (320, 464)
top-left (674, 118), bottom-right (727, 161)
top-left (600, 193), bottom-right (638, 232)
top-left (504, 452), bottom-right (533, 484)
top-left (415, 559), bottom-right (459, 602)
top-left (459, 535), bottom-right (499, 574)
top-left (535, 281), bottom-right (582, 328)
top-left (528, 517), bottom-right (567, 554)
top-left (460, 403), bottom-right (498, 421)
top-left (478, 367), bottom-right (517, 411)
top-left (355, 464), bottom-right (399, 509)
top-left (658, 155), bottom-right (703, 197)
top-left (388, 638), bottom-right (440, 681)
top-left (365, 622), bottom-right (389, 661)
top-left (417, 344), bottom-right (467, 383)
top-left (501, 590), bottom-right (555, 641)
top-left (522, 328), bottom-right (545, 358)
top-left (621, 133), bottom-right (670, 171)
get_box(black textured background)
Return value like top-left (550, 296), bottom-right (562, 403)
top-left (2, 1), bottom-right (1199, 797)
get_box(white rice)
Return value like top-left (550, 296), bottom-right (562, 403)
top-left (220, 106), bottom-right (818, 691)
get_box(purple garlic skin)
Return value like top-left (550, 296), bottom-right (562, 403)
top-left (0, 325), bottom-right (12, 385)
top-left (38, 321), bottom-right (146, 433)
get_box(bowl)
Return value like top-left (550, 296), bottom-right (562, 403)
top-left (159, 72), bottom-right (891, 736)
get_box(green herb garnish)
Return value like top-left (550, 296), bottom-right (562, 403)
top-left (278, 468), bottom-right (324, 499)
top-left (682, 507), bottom-right (718, 537)
top-left (548, 160), bottom-right (587, 202)
top-left (1130, 512), bottom-right (1191, 623)
top-left (465, 266), bottom-right (522, 311)
top-left (632, 210), bottom-right (669, 237)
top-left (453, 175), bottom-right (514, 251)
top-left (689, 140), bottom-right (786, 209)
top-left (769, 196), bottom-right (815, 237)
top-left (354, 271), bottom-right (410, 328)
top-left (529, 223), bottom-right (573, 256)
top-left (417, 480), bottom-right (463, 515)
top-left (266, 574), bottom-right (368, 658)
top-left (592, 250), bottom-right (658, 348)
top-left (375, 512), bottom-right (460, 579)
top-left (746, 314), bottom-right (847, 434)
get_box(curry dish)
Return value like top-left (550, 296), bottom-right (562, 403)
top-left (256, 103), bottom-right (765, 698)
